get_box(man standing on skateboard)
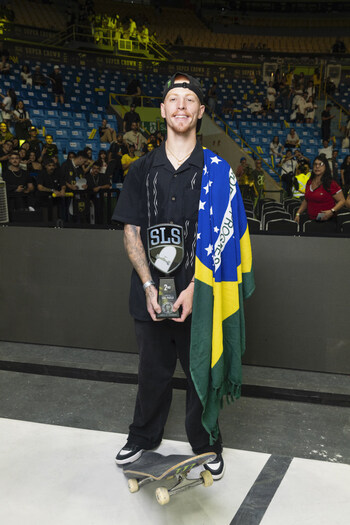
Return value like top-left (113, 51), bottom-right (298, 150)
top-left (113, 72), bottom-right (229, 479)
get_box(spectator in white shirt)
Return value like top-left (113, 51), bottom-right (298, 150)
top-left (246, 97), bottom-right (263, 115)
top-left (20, 65), bottom-right (32, 87)
top-left (269, 135), bottom-right (284, 164)
top-left (266, 81), bottom-right (276, 110)
top-left (318, 138), bottom-right (334, 160)
top-left (296, 92), bottom-right (308, 123)
top-left (285, 128), bottom-right (300, 148)
top-left (305, 96), bottom-right (317, 123)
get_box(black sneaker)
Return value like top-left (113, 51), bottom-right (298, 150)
top-left (115, 444), bottom-right (144, 465)
top-left (204, 453), bottom-right (225, 480)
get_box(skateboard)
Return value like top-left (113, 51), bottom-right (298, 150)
top-left (123, 451), bottom-right (216, 505)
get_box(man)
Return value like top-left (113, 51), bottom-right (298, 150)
top-left (280, 149), bottom-right (297, 197)
top-left (295, 92), bottom-right (308, 123)
top-left (126, 77), bottom-right (141, 106)
top-left (27, 126), bottom-right (43, 158)
top-left (321, 103), bottom-right (334, 142)
top-left (318, 138), bottom-right (334, 161)
top-left (3, 151), bottom-right (35, 212)
top-left (279, 80), bottom-right (291, 112)
top-left (251, 158), bottom-right (265, 203)
top-left (246, 97), bottom-right (263, 115)
top-left (40, 135), bottom-right (59, 163)
top-left (49, 65), bottom-right (64, 105)
top-left (61, 150), bottom-right (89, 222)
top-left (37, 159), bottom-right (66, 220)
top-left (61, 150), bottom-right (88, 190)
top-left (0, 121), bottom-right (14, 143)
top-left (0, 139), bottom-right (13, 172)
top-left (123, 104), bottom-right (141, 133)
top-left (236, 157), bottom-right (248, 186)
top-left (32, 65), bottom-right (47, 87)
top-left (86, 164), bottom-right (109, 194)
top-left (285, 128), bottom-right (300, 148)
top-left (106, 153), bottom-right (123, 185)
top-left (123, 121), bottom-right (147, 157)
top-left (112, 72), bottom-right (253, 480)
top-left (293, 163), bottom-right (311, 199)
top-left (121, 143), bottom-right (138, 176)
top-left (294, 149), bottom-right (310, 168)
top-left (86, 162), bottom-right (111, 224)
top-left (99, 119), bottom-right (117, 144)
top-left (331, 149), bottom-right (340, 183)
top-left (37, 159), bottom-right (66, 197)
top-left (108, 133), bottom-right (128, 161)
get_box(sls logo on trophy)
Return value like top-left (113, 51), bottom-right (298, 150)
top-left (147, 224), bottom-right (184, 318)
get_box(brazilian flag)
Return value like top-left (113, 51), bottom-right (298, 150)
top-left (190, 148), bottom-right (255, 445)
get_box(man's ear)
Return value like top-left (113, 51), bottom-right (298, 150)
top-left (198, 104), bottom-right (205, 119)
top-left (160, 102), bottom-right (165, 119)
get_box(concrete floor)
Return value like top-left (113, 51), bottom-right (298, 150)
top-left (1, 341), bottom-right (350, 524)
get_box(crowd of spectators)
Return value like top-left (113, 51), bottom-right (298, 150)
top-left (243, 69), bottom-right (323, 125)
top-left (90, 12), bottom-right (151, 50)
top-left (0, 93), bottom-right (163, 225)
top-left (0, 62), bottom-right (163, 224)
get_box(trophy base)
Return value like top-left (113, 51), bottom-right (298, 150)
top-left (156, 277), bottom-right (180, 319)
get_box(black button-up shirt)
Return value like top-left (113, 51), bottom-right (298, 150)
top-left (112, 140), bottom-right (204, 320)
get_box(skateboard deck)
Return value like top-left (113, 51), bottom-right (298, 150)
top-left (123, 451), bottom-right (216, 505)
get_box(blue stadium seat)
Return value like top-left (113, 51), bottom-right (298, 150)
top-left (69, 141), bottom-right (84, 151)
top-left (59, 120), bottom-right (73, 128)
top-left (71, 130), bottom-right (85, 140)
top-left (55, 129), bottom-right (69, 140)
top-left (43, 119), bottom-right (57, 128)
top-left (73, 120), bottom-right (88, 129)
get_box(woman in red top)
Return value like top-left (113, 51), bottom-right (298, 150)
top-left (295, 155), bottom-right (344, 224)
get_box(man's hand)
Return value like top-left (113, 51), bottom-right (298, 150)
top-left (93, 186), bottom-right (101, 193)
top-left (16, 185), bottom-right (24, 192)
top-left (145, 285), bottom-right (162, 321)
top-left (172, 282), bottom-right (194, 323)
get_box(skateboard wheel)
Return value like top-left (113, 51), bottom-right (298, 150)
top-left (155, 487), bottom-right (170, 505)
top-left (200, 470), bottom-right (213, 487)
top-left (128, 479), bottom-right (139, 493)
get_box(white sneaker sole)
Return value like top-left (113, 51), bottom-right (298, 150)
top-left (204, 462), bottom-right (225, 480)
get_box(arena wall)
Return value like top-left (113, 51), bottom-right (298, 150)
top-left (0, 227), bottom-right (349, 374)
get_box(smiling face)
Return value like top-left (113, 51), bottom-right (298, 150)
top-left (160, 76), bottom-right (205, 135)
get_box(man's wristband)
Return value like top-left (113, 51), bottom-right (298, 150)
top-left (143, 280), bottom-right (155, 291)
top-left (296, 212), bottom-right (300, 216)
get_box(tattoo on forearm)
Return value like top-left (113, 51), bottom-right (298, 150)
top-left (124, 224), bottom-right (151, 282)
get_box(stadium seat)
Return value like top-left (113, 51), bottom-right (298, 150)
top-left (247, 218), bottom-right (261, 233)
top-left (266, 219), bottom-right (298, 233)
top-left (68, 141), bottom-right (84, 151)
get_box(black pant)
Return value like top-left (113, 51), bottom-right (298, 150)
top-left (128, 318), bottom-right (222, 455)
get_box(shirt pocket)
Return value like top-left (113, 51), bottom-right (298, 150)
top-left (183, 188), bottom-right (201, 221)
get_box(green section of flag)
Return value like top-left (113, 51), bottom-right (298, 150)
top-left (190, 269), bottom-right (255, 444)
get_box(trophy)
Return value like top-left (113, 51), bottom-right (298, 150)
top-left (147, 224), bottom-right (184, 319)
